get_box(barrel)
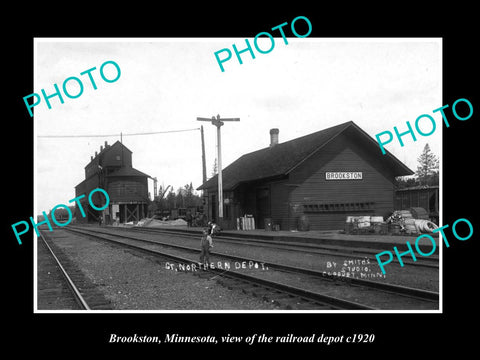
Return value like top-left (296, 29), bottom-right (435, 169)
top-left (344, 221), bottom-right (354, 234)
top-left (298, 215), bottom-right (310, 231)
top-left (389, 223), bottom-right (401, 235)
top-left (380, 223), bottom-right (389, 234)
top-left (264, 218), bottom-right (272, 231)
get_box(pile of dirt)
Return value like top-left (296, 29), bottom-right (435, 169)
top-left (141, 218), bottom-right (187, 227)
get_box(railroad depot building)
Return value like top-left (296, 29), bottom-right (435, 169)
top-left (74, 140), bottom-right (149, 224)
top-left (198, 121), bottom-right (414, 231)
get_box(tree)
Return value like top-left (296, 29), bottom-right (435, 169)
top-left (394, 175), bottom-right (418, 189)
top-left (210, 158), bottom-right (218, 178)
top-left (183, 182), bottom-right (195, 207)
top-left (151, 182), bottom-right (202, 215)
top-left (416, 143), bottom-right (439, 186)
top-left (166, 189), bottom-right (176, 209)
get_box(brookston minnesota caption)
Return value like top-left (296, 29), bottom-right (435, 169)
top-left (109, 333), bottom-right (375, 345)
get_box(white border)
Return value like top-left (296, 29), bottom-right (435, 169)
top-left (33, 37), bottom-right (443, 314)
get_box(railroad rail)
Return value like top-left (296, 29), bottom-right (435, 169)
top-left (126, 225), bottom-right (439, 268)
top-left (65, 226), bottom-right (373, 310)
top-left (65, 226), bottom-right (439, 310)
top-left (38, 230), bottom-right (91, 310)
top-left (73, 226), bottom-right (438, 301)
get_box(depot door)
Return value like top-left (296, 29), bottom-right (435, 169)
top-left (210, 194), bottom-right (217, 222)
top-left (255, 187), bottom-right (270, 229)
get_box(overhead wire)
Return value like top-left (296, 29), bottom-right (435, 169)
top-left (37, 127), bottom-right (201, 138)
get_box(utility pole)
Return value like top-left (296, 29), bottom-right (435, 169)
top-left (197, 114), bottom-right (240, 225)
top-left (148, 176), bottom-right (158, 199)
top-left (200, 125), bottom-right (207, 185)
top-left (120, 132), bottom-right (124, 167)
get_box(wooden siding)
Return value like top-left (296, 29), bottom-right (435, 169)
top-left (394, 187), bottom-right (439, 215)
top-left (102, 143), bottom-right (132, 168)
top-left (75, 175), bottom-right (100, 198)
top-left (284, 133), bottom-right (396, 230)
top-left (270, 180), bottom-right (293, 230)
top-left (220, 131), bottom-right (402, 231)
top-left (107, 178), bottom-right (148, 203)
top-left (85, 142), bottom-right (132, 179)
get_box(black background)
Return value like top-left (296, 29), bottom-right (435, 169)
top-left (5, 4), bottom-right (478, 355)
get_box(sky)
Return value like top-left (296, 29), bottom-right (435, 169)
top-left (34, 38), bottom-right (442, 215)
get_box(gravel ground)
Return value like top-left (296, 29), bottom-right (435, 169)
top-left (106, 227), bottom-right (440, 292)
top-left (94, 228), bottom-right (438, 310)
top-left (231, 267), bottom-right (437, 310)
top-left (44, 229), bottom-right (280, 311)
top-left (37, 237), bottom-right (81, 310)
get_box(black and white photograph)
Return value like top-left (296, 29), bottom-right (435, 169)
top-left (6, 7), bottom-right (478, 355)
top-left (33, 37), bottom-right (442, 313)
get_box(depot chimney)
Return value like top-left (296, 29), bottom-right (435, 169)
top-left (270, 128), bottom-right (279, 147)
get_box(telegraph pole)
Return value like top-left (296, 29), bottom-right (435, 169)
top-left (197, 114), bottom-right (240, 225)
top-left (200, 125), bottom-right (207, 185)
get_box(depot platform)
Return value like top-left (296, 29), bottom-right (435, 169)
top-left (110, 222), bottom-right (440, 252)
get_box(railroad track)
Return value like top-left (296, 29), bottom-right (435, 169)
top-left (38, 231), bottom-right (90, 310)
top-left (65, 226), bottom-right (439, 310)
top-left (37, 230), bottom-right (113, 311)
top-left (77, 226), bottom-right (438, 301)
top-left (65, 226), bottom-right (369, 310)
top-left (125, 226), bottom-right (439, 268)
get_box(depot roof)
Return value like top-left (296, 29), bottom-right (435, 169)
top-left (106, 166), bottom-right (150, 178)
top-left (197, 121), bottom-right (414, 191)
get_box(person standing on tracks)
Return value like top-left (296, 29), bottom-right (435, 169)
top-left (199, 228), bottom-right (213, 268)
